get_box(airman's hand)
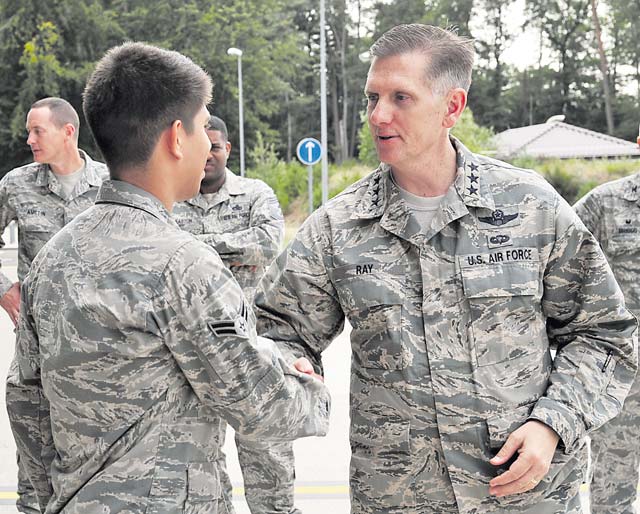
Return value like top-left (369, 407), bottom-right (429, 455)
top-left (0, 282), bottom-right (20, 326)
top-left (293, 357), bottom-right (324, 382)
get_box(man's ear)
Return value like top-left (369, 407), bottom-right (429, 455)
top-left (64, 123), bottom-right (76, 140)
top-left (443, 88), bottom-right (467, 129)
top-left (166, 119), bottom-right (184, 160)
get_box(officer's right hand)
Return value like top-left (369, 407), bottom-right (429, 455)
top-left (0, 281), bottom-right (20, 326)
top-left (293, 357), bottom-right (324, 382)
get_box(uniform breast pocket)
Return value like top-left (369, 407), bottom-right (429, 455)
top-left (334, 273), bottom-right (409, 371)
top-left (460, 260), bottom-right (542, 367)
top-left (19, 216), bottom-right (58, 261)
top-left (607, 235), bottom-right (640, 256)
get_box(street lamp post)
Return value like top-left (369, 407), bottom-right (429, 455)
top-left (227, 47), bottom-right (245, 177)
top-left (319, 0), bottom-right (328, 205)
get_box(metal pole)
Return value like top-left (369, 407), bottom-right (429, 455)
top-left (237, 55), bottom-right (245, 177)
top-left (308, 165), bottom-right (313, 214)
top-left (320, 0), bottom-right (328, 204)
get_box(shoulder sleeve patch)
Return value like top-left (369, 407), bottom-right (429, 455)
top-left (207, 302), bottom-right (250, 337)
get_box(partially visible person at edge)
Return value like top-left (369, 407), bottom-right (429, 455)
top-left (173, 115), bottom-right (299, 514)
top-left (253, 23), bottom-right (638, 514)
top-left (6, 42), bottom-right (329, 514)
top-left (0, 96), bottom-right (107, 514)
top-left (573, 130), bottom-right (640, 514)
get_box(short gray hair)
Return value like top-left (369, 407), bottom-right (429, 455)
top-left (31, 97), bottom-right (80, 139)
top-left (370, 24), bottom-right (474, 95)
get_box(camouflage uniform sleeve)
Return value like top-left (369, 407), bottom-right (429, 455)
top-left (573, 189), bottom-right (605, 243)
top-left (529, 196), bottom-right (638, 453)
top-left (255, 209), bottom-right (346, 373)
top-left (6, 278), bottom-right (55, 511)
top-left (198, 183), bottom-right (284, 266)
top-left (234, 336), bottom-right (301, 514)
top-left (151, 240), bottom-right (330, 440)
top-left (0, 175), bottom-right (18, 297)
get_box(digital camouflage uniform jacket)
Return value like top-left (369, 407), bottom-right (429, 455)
top-left (173, 169), bottom-right (284, 303)
top-left (6, 180), bottom-right (330, 514)
top-left (255, 139), bottom-right (638, 514)
top-left (0, 151), bottom-right (107, 296)
top-left (574, 172), bottom-right (640, 514)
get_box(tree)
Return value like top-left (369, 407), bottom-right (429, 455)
top-left (0, 0), bottom-right (123, 177)
top-left (590, 0), bottom-right (614, 134)
top-left (525, 0), bottom-right (591, 116)
top-left (469, 0), bottom-right (515, 130)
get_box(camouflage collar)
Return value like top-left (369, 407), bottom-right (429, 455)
top-left (185, 168), bottom-right (245, 209)
top-left (81, 151), bottom-right (105, 188)
top-left (352, 137), bottom-right (495, 219)
top-left (224, 168), bottom-right (247, 196)
top-left (96, 180), bottom-right (174, 224)
top-left (451, 137), bottom-right (495, 211)
top-left (34, 150), bottom-right (104, 200)
top-left (622, 172), bottom-right (640, 202)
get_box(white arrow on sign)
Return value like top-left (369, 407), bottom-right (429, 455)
top-left (305, 141), bottom-right (315, 163)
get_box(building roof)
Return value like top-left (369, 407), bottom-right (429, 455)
top-left (494, 118), bottom-right (640, 159)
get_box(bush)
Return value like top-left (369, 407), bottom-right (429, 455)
top-left (510, 156), bottom-right (640, 204)
top-left (246, 132), bottom-right (307, 213)
top-left (451, 108), bottom-right (495, 153)
top-left (357, 112), bottom-right (378, 168)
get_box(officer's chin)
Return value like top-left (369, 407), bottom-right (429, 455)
top-left (31, 151), bottom-right (46, 163)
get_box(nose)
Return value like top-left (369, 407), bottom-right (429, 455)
top-left (369, 99), bottom-right (392, 126)
top-left (26, 131), bottom-right (35, 146)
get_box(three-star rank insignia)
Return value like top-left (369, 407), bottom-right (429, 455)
top-left (466, 162), bottom-right (480, 196)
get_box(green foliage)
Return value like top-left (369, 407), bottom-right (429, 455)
top-left (329, 160), bottom-right (369, 196)
top-left (510, 156), bottom-right (639, 204)
top-left (373, 0), bottom-right (473, 38)
top-left (246, 132), bottom-right (307, 213)
top-left (357, 112), bottom-right (378, 168)
top-left (451, 108), bottom-right (495, 153)
top-left (0, 0), bottom-right (636, 194)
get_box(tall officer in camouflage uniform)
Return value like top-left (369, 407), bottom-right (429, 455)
top-left (254, 24), bottom-right (638, 513)
top-left (174, 115), bottom-right (299, 514)
top-left (0, 96), bottom-right (107, 514)
top-left (574, 144), bottom-right (640, 513)
top-left (6, 42), bottom-right (329, 514)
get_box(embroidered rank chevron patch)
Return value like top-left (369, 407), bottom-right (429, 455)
top-left (208, 302), bottom-right (249, 337)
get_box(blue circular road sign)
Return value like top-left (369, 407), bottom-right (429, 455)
top-left (296, 137), bottom-right (323, 166)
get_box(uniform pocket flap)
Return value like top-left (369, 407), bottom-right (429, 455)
top-left (460, 257), bottom-right (540, 299)
top-left (187, 462), bottom-right (221, 502)
top-left (486, 402), bottom-right (535, 448)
